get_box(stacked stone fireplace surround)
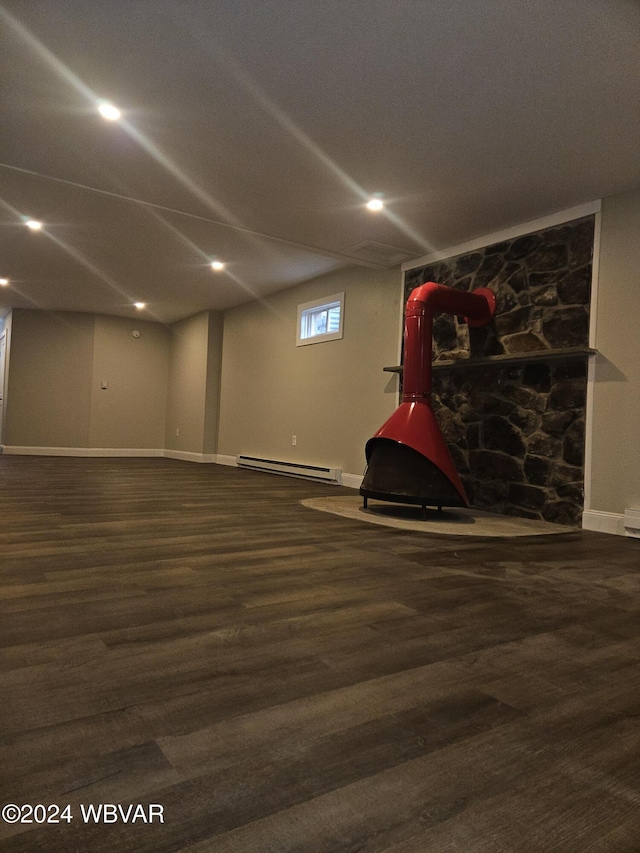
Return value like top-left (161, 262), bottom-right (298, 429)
top-left (402, 215), bottom-right (595, 526)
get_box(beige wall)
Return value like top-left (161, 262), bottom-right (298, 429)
top-left (589, 187), bottom-right (640, 514)
top-left (89, 315), bottom-right (170, 449)
top-left (165, 310), bottom-right (223, 455)
top-left (217, 265), bottom-right (401, 477)
top-left (4, 310), bottom-right (170, 450)
top-left (204, 310), bottom-right (224, 455)
top-left (4, 309), bottom-right (95, 447)
top-left (0, 311), bottom-right (12, 444)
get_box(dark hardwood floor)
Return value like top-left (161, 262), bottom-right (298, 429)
top-left (0, 455), bottom-right (639, 852)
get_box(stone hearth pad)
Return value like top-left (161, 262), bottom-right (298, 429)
top-left (301, 496), bottom-right (572, 537)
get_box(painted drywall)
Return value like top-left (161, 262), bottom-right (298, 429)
top-left (589, 187), bottom-right (640, 514)
top-left (203, 310), bottom-right (224, 455)
top-left (217, 265), bottom-right (401, 477)
top-left (0, 314), bottom-right (10, 446)
top-left (89, 315), bottom-right (170, 449)
top-left (165, 310), bottom-right (223, 455)
top-left (4, 309), bottom-right (95, 447)
top-left (3, 309), bottom-right (170, 451)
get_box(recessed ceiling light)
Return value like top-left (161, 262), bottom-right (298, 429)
top-left (26, 219), bottom-right (43, 231)
top-left (98, 101), bottom-right (121, 121)
top-left (366, 197), bottom-right (384, 212)
top-left (0, 278), bottom-right (9, 286)
top-left (211, 260), bottom-right (225, 271)
top-left (134, 302), bottom-right (146, 310)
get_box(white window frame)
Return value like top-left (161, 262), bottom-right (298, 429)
top-left (296, 292), bottom-right (345, 347)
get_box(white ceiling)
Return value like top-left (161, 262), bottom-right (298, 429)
top-left (1, 0), bottom-right (639, 324)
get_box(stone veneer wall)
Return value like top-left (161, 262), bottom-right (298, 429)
top-left (403, 215), bottom-right (594, 525)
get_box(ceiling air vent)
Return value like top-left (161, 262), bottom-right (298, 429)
top-left (344, 241), bottom-right (415, 267)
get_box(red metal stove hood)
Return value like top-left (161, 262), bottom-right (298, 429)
top-left (362, 282), bottom-right (496, 509)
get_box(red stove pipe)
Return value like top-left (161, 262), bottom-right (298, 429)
top-left (361, 283), bottom-right (496, 508)
top-left (403, 282), bottom-right (496, 402)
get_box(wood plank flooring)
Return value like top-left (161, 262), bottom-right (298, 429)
top-left (0, 455), bottom-right (639, 852)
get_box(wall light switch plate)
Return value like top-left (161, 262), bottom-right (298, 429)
top-left (101, 380), bottom-right (108, 390)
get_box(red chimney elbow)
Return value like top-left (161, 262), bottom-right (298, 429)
top-left (403, 283), bottom-right (496, 401)
top-left (407, 282), bottom-right (496, 327)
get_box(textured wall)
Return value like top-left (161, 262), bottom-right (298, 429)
top-left (4, 309), bottom-right (95, 448)
top-left (89, 315), bottom-right (170, 450)
top-left (403, 216), bottom-right (594, 525)
top-left (589, 188), bottom-right (640, 517)
top-left (165, 310), bottom-right (224, 456)
top-left (218, 265), bottom-right (401, 477)
top-left (165, 311), bottom-right (212, 454)
top-left (4, 309), bottom-right (170, 451)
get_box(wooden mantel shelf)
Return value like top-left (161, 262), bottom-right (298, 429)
top-left (383, 347), bottom-right (597, 374)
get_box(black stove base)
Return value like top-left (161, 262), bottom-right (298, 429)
top-left (359, 438), bottom-right (468, 512)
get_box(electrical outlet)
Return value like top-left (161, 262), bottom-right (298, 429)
top-left (176, 428), bottom-right (180, 437)
top-left (292, 435), bottom-right (297, 446)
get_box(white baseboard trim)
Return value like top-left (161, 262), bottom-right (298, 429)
top-left (214, 454), bottom-right (237, 467)
top-left (582, 509), bottom-right (625, 536)
top-left (623, 508), bottom-right (640, 540)
top-left (341, 472), bottom-right (363, 489)
top-left (163, 449), bottom-right (217, 463)
top-left (2, 446), bottom-right (238, 465)
top-left (1, 445), bottom-right (164, 458)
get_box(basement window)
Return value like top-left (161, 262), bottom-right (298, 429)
top-left (296, 292), bottom-right (344, 346)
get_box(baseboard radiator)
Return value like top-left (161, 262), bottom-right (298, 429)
top-left (236, 455), bottom-right (341, 484)
top-left (624, 508), bottom-right (640, 539)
